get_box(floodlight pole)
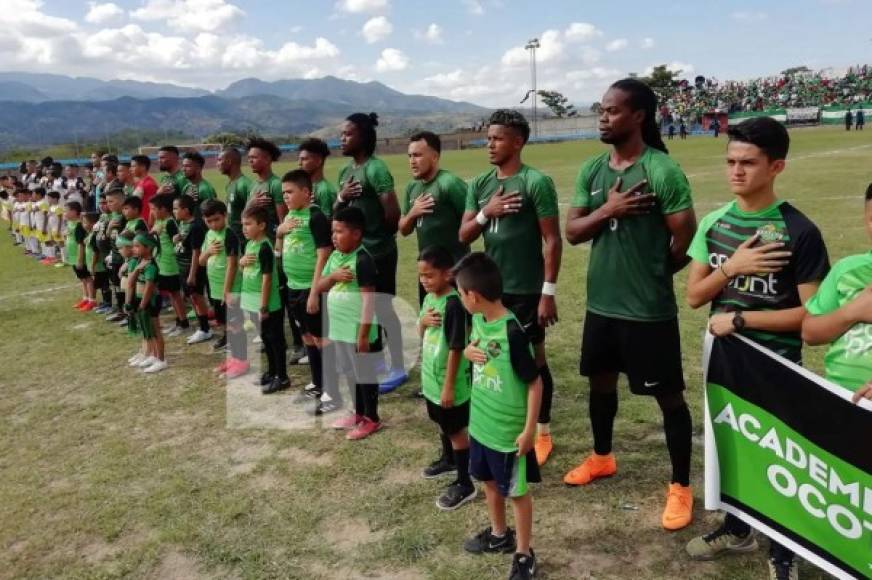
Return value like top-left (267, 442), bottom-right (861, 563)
top-left (525, 38), bottom-right (540, 139)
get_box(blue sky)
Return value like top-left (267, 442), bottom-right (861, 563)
top-left (4, 0), bottom-right (868, 106)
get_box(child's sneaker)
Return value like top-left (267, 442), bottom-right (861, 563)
top-left (463, 526), bottom-right (516, 554)
top-left (186, 329), bottom-right (213, 344)
top-left (508, 550), bottom-right (537, 580)
top-left (262, 376), bottom-right (290, 395)
top-left (78, 300), bottom-right (96, 312)
top-left (128, 353), bottom-right (146, 366)
top-left (422, 457), bottom-right (456, 479)
top-left (563, 452), bottom-right (617, 486)
top-left (212, 335), bottom-right (228, 352)
top-left (346, 417), bottom-right (383, 440)
top-left (165, 325), bottom-right (185, 338)
top-left (436, 482), bottom-right (477, 511)
top-left (215, 359), bottom-right (231, 374)
top-left (143, 359), bottom-right (168, 373)
top-left (225, 358), bottom-right (250, 379)
top-left (331, 413), bottom-right (363, 430)
top-left (73, 299), bottom-right (87, 309)
top-left (135, 355), bottom-right (158, 368)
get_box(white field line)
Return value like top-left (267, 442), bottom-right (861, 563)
top-left (0, 283), bottom-right (76, 302)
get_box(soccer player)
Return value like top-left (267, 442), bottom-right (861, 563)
top-left (563, 79), bottom-right (698, 530)
top-left (148, 193), bottom-right (189, 337)
top-left (129, 233), bottom-right (168, 374)
top-left (244, 137), bottom-right (287, 238)
top-left (172, 194), bottom-right (211, 344)
top-left (156, 146), bottom-right (190, 196)
top-left (298, 137), bottom-right (338, 218)
top-left (218, 146), bottom-right (253, 238)
top-left (316, 207), bottom-right (383, 438)
top-left (118, 162), bottom-right (136, 196)
top-left (335, 112), bottom-right (406, 393)
top-left (240, 205), bottom-right (288, 394)
top-left (83, 211), bottom-right (110, 310)
top-left (275, 170), bottom-right (333, 408)
top-left (181, 151), bottom-right (217, 212)
top-left (65, 201), bottom-right (92, 309)
top-left (454, 252), bottom-right (542, 580)
top-left (459, 109), bottom-right (562, 466)
top-left (683, 117), bottom-right (829, 579)
top-left (803, 185), bottom-right (872, 401)
top-left (130, 154), bottom-right (158, 225)
top-left (399, 131), bottom-right (470, 305)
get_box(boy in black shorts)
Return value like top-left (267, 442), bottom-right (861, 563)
top-left (172, 194), bottom-right (211, 344)
top-left (148, 194), bottom-right (189, 337)
top-left (454, 252), bottom-right (542, 580)
top-left (65, 201), bottom-right (92, 309)
top-left (417, 245), bottom-right (476, 511)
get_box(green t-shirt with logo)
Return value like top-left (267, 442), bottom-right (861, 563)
top-left (160, 170), bottom-right (190, 197)
top-left (240, 237), bottom-right (281, 313)
top-left (85, 230), bottom-right (106, 273)
top-left (65, 220), bottom-right (85, 266)
top-left (182, 178), bottom-right (217, 214)
top-left (404, 169), bottom-right (470, 263)
top-left (135, 260), bottom-right (160, 307)
top-left (152, 217), bottom-right (180, 276)
top-left (250, 173), bottom-right (285, 238)
top-left (420, 290), bottom-right (471, 405)
top-left (202, 227), bottom-right (242, 300)
top-left (468, 311), bottom-right (539, 452)
top-left (322, 245), bottom-right (379, 344)
top-left (226, 174), bottom-right (253, 235)
top-left (805, 251), bottom-right (872, 390)
top-left (124, 217), bottom-right (148, 236)
top-left (573, 147), bottom-right (694, 321)
top-left (337, 157), bottom-right (396, 258)
top-left (465, 165), bottom-right (558, 295)
top-left (313, 179), bottom-right (338, 220)
top-left (281, 205), bottom-right (333, 290)
top-left (688, 200), bottom-right (830, 362)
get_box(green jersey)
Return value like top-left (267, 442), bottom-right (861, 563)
top-left (135, 260), bottom-right (159, 307)
top-left (322, 245), bottom-right (379, 344)
top-left (573, 147), bottom-right (694, 321)
top-left (202, 227), bottom-right (243, 300)
top-left (123, 217), bottom-right (147, 235)
top-left (689, 200), bottom-right (830, 362)
top-left (152, 217), bottom-right (180, 276)
top-left (65, 220), bottom-right (85, 266)
top-left (420, 290), bottom-right (471, 405)
top-left (250, 173), bottom-right (285, 238)
top-left (468, 311), bottom-right (539, 452)
top-left (337, 157), bottom-right (396, 258)
top-left (240, 237), bottom-right (281, 313)
top-left (182, 178), bottom-right (217, 215)
top-left (160, 170), bottom-right (189, 197)
top-left (465, 165), bottom-right (558, 295)
top-left (805, 252), bottom-right (872, 390)
top-left (404, 169), bottom-right (469, 263)
top-left (280, 205), bottom-right (332, 290)
top-left (85, 230), bottom-right (106, 273)
top-left (226, 174), bottom-right (253, 235)
top-left (313, 179), bottom-right (338, 220)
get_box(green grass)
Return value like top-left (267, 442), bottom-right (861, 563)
top-left (1, 126), bottom-right (870, 580)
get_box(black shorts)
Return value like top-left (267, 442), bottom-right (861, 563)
top-left (579, 311), bottom-right (685, 396)
top-left (92, 270), bottom-right (109, 289)
top-left (287, 287), bottom-right (323, 338)
top-left (373, 247), bottom-right (397, 296)
top-left (157, 274), bottom-right (181, 292)
top-left (181, 266), bottom-right (207, 296)
top-left (470, 436), bottom-right (541, 498)
top-left (73, 266), bottom-right (90, 280)
top-left (503, 293), bottom-right (545, 345)
top-left (425, 399), bottom-right (470, 436)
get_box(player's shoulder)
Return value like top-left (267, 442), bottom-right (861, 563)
top-left (640, 147), bottom-right (687, 179)
top-left (778, 202), bottom-right (823, 238)
top-left (436, 169), bottom-right (466, 188)
top-left (698, 201), bottom-right (735, 231)
top-left (469, 167), bottom-right (498, 189)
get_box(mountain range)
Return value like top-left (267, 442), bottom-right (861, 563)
top-left (0, 73), bottom-right (488, 149)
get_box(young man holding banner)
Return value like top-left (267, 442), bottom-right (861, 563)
top-left (802, 184), bottom-right (872, 403)
top-left (684, 117), bottom-right (830, 579)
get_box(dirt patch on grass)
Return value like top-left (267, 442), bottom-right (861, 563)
top-left (308, 562), bottom-right (426, 580)
top-left (146, 549), bottom-right (203, 580)
top-left (321, 517), bottom-right (387, 553)
top-left (383, 465), bottom-right (421, 486)
top-left (278, 446), bottom-right (333, 467)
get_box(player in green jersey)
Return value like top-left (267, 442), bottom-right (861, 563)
top-left (298, 137), bottom-right (338, 219)
top-left (244, 136), bottom-right (287, 238)
top-left (180, 151), bottom-right (217, 213)
top-left (148, 193), bottom-right (190, 337)
top-left (803, 185), bottom-right (872, 403)
top-left (65, 200), bottom-right (92, 309)
top-left (156, 145), bottom-right (189, 197)
top-left (218, 146), bottom-right (253, 238)
top-left (459, 109), bottom-right (562, 467)
top-left (130, 233), bottom-right (167, 373)
top-left (684, 117), bottom-right (829, 579)
top-left (564, 79), bottom-right (698, 532)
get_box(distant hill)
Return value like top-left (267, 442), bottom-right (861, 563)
top-left (0, 72), bottom-right (209, 102)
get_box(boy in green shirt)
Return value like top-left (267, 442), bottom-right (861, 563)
top-left (297, 137), bottom-right (338, 219)
top-left (453, 252), bottom-right (542, 580)
top-left (65, 201), bottom-right (92, 310)
top-left (803, 185), bottom-right (872, 402)
top-left (314, 207), bottom-right (382, 439)
top-left (173, 194), bottom-right (211, 344)
top-left (128, 233), bottom-right (167, 374)
top-left (240, 205), bottom-right (288, 394)
top-left (275, 170), bottom-right (333, 408)
top-left (148, 193), bottom-right (189, 337)
top-left (83, 212), bottom-right (111, 311)
top-left (200, 200), bottom-right (247, 375)
top-left (417, 245), bottom-right (475, 511)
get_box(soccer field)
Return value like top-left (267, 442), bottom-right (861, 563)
top-left (1, 126), bottom-right (869, 580)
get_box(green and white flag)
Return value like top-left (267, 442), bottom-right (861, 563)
top-left (704, 333), bottom-right (872, 579)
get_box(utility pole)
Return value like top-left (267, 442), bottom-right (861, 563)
top-left (525, 37), bottom-right (540, 139)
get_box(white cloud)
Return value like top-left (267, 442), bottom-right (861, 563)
top-left (0, 0), bottom-right (77, 35)
top-left (580, 46), bottom-right (601, 65)
top-left (731, 10), bottom-right (767, 21)
top-left (375, 47), bottom-right (408, 72)
top-left (564, 22), bottom-right (602, 43)
top-left (130, 0), bottom-right (244, 33)
top-left (415, 23), bottom-right (443, 44)
top-left (362, 16), bottom-right (392, 43)
top-left (641, 37), bottom-right (655, 49)
top-left (645, 61), bottom-right (694, 77)
top-left (605, 38), bottom-right (628, 52)
top-left (336, 0), bottom-right (388, 13)
top-left (85, 2), bottom-right (123, 24)
top-left (502, 29), bottom-right (563, 67)
top-left (463, 0), bottom-right (484, 14)
top-left (424, 68), bottom-right (464, 88)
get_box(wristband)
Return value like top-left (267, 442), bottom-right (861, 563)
top-left (718, 263), bottom-right (732, 280)
top-left (475, 210), bottom-right (488, 226)
top-left (274, 250), bottom-right (281, 258)
top-left (542, 282), bottom-right (557, 296)
top-left (337, 193), bottom-right (345, 204)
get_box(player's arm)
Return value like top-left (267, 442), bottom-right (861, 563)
top-left (709, 283), bottom-right (820, 336)
top-left (665, 208), bottom-right (697, 272)
top-left (188, 248), bottom-right (200, 286)
top-left (803, 286), bottom-right (872, 345)
top-left (508, 321), bottom-right (542, 456)
top-left (257, 244), bottom-right (273, 318)
top-left (440, 298), bottom-right (467, 408)
top-left (356, 252), bottom-right (378, 353)
top-left (223, 256), bottom-right (238, 303)
top-left (397, 186), bottom-right (418, 236)
top-left (539, 215), bottom-right (562, 327)
top-left (565, 178), bottom-right (653, 244)
top-left (140, 278), bottom-right (156, 311)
